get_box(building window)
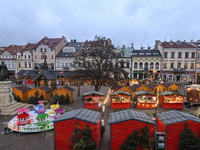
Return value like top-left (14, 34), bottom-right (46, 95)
top-left (12, 64), bottom-right (14, 68)
top-left (198, 54), bottom-right (200, 59)
top-left (69, 62), bottom-right (72, 67)
top-left (29, 63), bottom-right (31, 68)
top-left (197, 64), bottom-right (200, 69)
top-left (51, 49), bottom-right (53, 52)
top-left (170, 63), bottom-right (174, 69)
top-left (185, 52), bottom-right (189, 58)
top-left (164, 63), bottom-right (167, 69)
top-left (127, 63), bottom-right (129, 68)
top-left (24, 55), bottom-right (26, 59)
top-left (150, 62), bottom-right (154, 69)
top-left (65, 62), bottom-right (68, 67)
top-left (178, 52), bottom-right (182, 58)
top-left (164, 52), bottom-right (168, 58)
top-left (34, 55), bottom-right (36, 59)
top-left (139, 62), bottom-right (143, 69)
top-left (155, 62), bottom-right (159, 69)
top-left (24, 63), bottom-right (27, 68)
top-left (40, 48), bottom-right (43, 52)
top-left (177, 62), bottom-right (181, 68)
top-left (57, 62), bottom-right (60, 67)
top-left (8, 64), bottom-right (10, 68)
top-left (44, 48), bottom-right (47, 52)
top-left (19, 63), bottom-right (21, 68)
top-left (61, 62), bottom-right (64, 67)
top-left (18, 55), bottom-right (20, 59)
top-left (28, 55), bottom-right (30, 59)
top-left (51, 55), bottom-right (53, 59)
top-left (192, 52), bottom-right (195, 58)
top-left (171, 52), bottom-right (174, 58)
top-left (34, 49), bottom-right (36, 52)
top-left (184, 63), bottom-right (188, 69)
top-left (134, 62), bottom-right (137, 69)
top-left (191, 63), bottom-right (194, 69)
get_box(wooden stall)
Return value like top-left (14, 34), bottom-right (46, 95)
top-left (146, 83), bottom-right (168, 93)
top-left (27, 86), bottom-right (51, 101)
top-left (134, 90), bottom-right (157, 108)
top-left (83, 91), bottom-right (105, 109)
top-left (129, 78), bottom-right (139, 86)
top-left (109, 109), bottom-right (156, 150)
top-left (12, 85), bottom-right (31, 102)
top-left (161, 83), bottom-right (179, 91)
top-left (52, 85), bottom-right (75, 103)
top-left (159, 91), bottom-right (184, 109)
top-left (157, 110), bottom-right (200, 150)
top-left (110, 91), bottom-right (131, 109)
top-left (54, 109), bottom-right (101, 150)
top-left (140, 78), bottom-right (153, 85)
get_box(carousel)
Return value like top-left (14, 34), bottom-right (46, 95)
top-left (8, 101), bottom-right (64, 133)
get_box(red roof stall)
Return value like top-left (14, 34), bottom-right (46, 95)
top-left (134, 90), bottom-right (157, 108)
top-left (159, 91), bottom-right (184, 109)
top-left (53, 109), bottom-right (101, 150)
top-left (83, 91), bottom-right (105, 109)
top-left (110, 91), bottom-right (131, 109)
top-left (109, 109), bottom-right (156, 150)
top-left (157, 110), bottom-right (200, 150)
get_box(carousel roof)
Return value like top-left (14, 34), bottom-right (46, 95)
top-left (134, 90), bottom-right (156, 96)
top-left (159, 91), bottom-right (183, 96)
top-left (109, 109), bottom-right (156, 124)
top-left (53, 108), bottom-right (101, 124)
top-left (110, 91), bottom-right (132, 96)
top-left (157, 110), bottom-right (200, 125)
top-left (82, 91), bottom-right (105, 97)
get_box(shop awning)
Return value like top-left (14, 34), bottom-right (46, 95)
top-left (133, 70), bottom-right (143, 74)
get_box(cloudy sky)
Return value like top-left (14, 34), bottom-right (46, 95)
top-left (0, 0), bottom-right (199, 49)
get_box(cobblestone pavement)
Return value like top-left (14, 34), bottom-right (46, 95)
top-left (0, 84), bottom-right (200, 150)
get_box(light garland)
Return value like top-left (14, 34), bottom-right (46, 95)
top-left (103, 88), bottom-right (111, 105)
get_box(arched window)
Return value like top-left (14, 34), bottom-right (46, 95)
top-left (19, 63), bottom-right (21, 68)
top-left (155, 62), bottom-right (159, 69)
top-left (29, 63), bottom-right (31, 68)
top-left (150, 62), bottom-right (154, 69)
top-left (134, 62), bottom-right (137, 69)
top-left (24, 62), bottom-right (27, 68)
top-left (139, 62), bottom-right (143, 69)
top-left (144, 62), bottom-right (148, 69)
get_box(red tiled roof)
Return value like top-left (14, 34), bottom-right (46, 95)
top-left (112, 85), bottom-right (123, 91)
top-left (34, 37), bottom-right (64, 49)
top-left (37, 86), bottom-right (52, 92)
top-left (62, 85), bottom-right (75, 92)
top-left (161, 83), bottom-right (173, 88)
top-left (21, 43), bottom-right (37, 53)
top-left (13, 85), bottom-right (31, 92)
top-left (1, 45), bottom-right (24, 55)
top-left (161, 41), bottom-right (197, 48)
top-left (130, 84), bottom-right (142, 90)
top-left (146, 83), bottom-right (159, 89)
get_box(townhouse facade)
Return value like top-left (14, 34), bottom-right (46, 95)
top-left (15, 43), bottom-right (36, 73)
top-left (0, 45), bottom-right (24, 74)
top-left (195, 40), bottom-right (200, 83)
top-left (159, 40), bottom-right (197, 83)
top-left (131, 46), bottom-right (162, 80)
top-left (55, 39), bottom-right (83, 71)
top-left (32, 36), bottom-right (67, 70)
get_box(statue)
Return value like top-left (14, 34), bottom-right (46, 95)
top-left (0, 61), bottom-right (9, 81)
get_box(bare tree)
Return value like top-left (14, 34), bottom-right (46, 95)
top-left (75, 36), bottom-right (127, 91)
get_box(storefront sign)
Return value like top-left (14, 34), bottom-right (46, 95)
top-left (134, 70), bottom-right (143, 74)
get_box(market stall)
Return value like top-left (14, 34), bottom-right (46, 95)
top-left (110, 91), bottom-right (131, 109)
top-left (159, 91), bottom-right (184, 109)
top-left (109, 109), bottom-right (155, 150)
top-left (157, 110), bottom-right (200, 150)
top-left (134, 90), bottom-right (157, 108)
top-left (83, 91), bottom-right (105, 109)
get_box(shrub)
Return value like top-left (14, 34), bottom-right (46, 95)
top-left (65, 93), bottom-right (71, 104)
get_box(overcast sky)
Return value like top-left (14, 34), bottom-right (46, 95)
top-left (0, 0), bottom-right (199, 49)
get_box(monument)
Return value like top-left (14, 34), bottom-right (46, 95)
top-left (0, 62), bottom-right (31, 115)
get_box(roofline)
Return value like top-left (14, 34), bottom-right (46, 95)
top-left (53, 117), bottom-right (100, 125)
top-left (164, 119), bottom-right (200, 125)
top-left (109, 118), bottom-right (156, 125)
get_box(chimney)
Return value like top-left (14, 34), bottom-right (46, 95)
top-left (122, 45), bottom-right (125, 49)
top-left (71, 39), bottom-right (73, 42)
top-left (45, 36), bottom-right (48, 43)
top-left (74, 39), bottom-right (76, 42)
top-left (62, 36), bottom-right (65, 39)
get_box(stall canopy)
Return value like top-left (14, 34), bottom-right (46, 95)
top-left (157, 110), bottom-right (200, 125)
top-left (110, 91), bottom-right (132, 96)
top-left (82, 91), bottom-right (105, 97)
top-left (134, 90), bottom-right (156, 96)
top-left (17, 70), bottom-right (36, 75)
top-left (159, 91), bottom-right (183, 96)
